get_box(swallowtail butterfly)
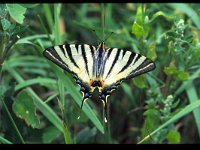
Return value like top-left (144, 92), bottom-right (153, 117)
top-left (43, 42), bottom-right (156, 122)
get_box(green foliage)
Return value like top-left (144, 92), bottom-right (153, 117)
top-left (166, 130), bottom-right (181, 144)
top-left (13, 90), bottom-right (40, 128)
top-left (0, 3), bottom-right (200, 144)
top-left (164, 63), bottom-right (189, 81)
top-left (6, 4), bottom-right (27, 24)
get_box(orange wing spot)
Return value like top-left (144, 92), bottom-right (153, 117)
top-left (100, 80), bottom-right (105, 88)
top-left (89, 79), bottom-right (94, 86)
top-left (89, 79), bottom-right (105, 88)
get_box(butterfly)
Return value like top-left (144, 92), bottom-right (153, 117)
top-left (43, 42), bottom-right (156, 122)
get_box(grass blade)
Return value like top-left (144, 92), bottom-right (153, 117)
top-left (185, 82), bottom-right (200, 136)
top-left (15, 78), bottom-right (56, 91)
top-left (0, 136), bottom-right (12, 144)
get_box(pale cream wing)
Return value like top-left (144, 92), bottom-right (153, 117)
top-left (43, 44), bottom-right (96, 83)
top-left (102, 48), bottom-right (156, 86)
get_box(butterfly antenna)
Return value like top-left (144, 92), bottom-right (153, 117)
top-left (102, 32), bottom-right (114, 43)
top-left (92, 29), bottom-right (101, 44)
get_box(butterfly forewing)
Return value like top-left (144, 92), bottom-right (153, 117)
top-left (102, 48), bottom-right (155, 87)
top-left (43, 44), bottom-right (96, 84)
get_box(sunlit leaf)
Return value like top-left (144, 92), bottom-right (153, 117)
top-left (177, 70), bottom-right (189, 81)
top-left (6, 4), bottom-right (27, 24)
top-left (166, 130), bottom-right (181, 144)
top-left (132, 22), bottom-right (145, 38)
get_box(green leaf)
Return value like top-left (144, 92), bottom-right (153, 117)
top-left (6, 4), bottom-right (27, 24)
top-left (166, 130), bottom-right (181, 144)
top-left (164, 63), bottom-right (177, 75)
top-left (177, 70), bottom-right (189, 81)
top-left (164, 63), bottom-right (189, 81)
top-left (133, 75), bottom-right (146, 89)
top-left (135, 5), bottom-right (144, 25)
top-left (132, 22), bottom-right (145, 38)
top-left (147, 43), bottom-right (157, 61)
top-left (149, 11), bottom-right (172, 23)
top-left (1, 18), bottom-right (11, 31)
top-left (13, 90), bottom-right (40, 128)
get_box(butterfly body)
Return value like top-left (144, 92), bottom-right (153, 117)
top-left (43, 42), bottom-right (155, 122)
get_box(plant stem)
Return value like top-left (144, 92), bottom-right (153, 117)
top-left (1, 99), bottom-right (25, 144)
top-left (0, 35), bottom-right (20, 84)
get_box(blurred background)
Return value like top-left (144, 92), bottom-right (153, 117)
top-left (0, 3), bottom-right (200, 144)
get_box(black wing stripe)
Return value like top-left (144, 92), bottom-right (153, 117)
top-left (75, 44), bottom-right (79, 53)
top-left (44, 47), bottom-right (63, 64)
top-left (65, 45), bottom-right (80, 68)
top-left (134, 54), bottom-right (141, 64)
top-left (122, 50), bottom-right (127, 58)
top-left (90, 45), bottom-right (95, 57)
top-left (118, 52), bottom-right (135, 74)
top-left (59, 45), bottom-right (66, 56)
top-left (43, 48), bottom-right (71, 73)
top-left (105, 48), bottom-right (121, 79)
top-left (106, 48), bottom-right (113, 60)
top-left (81, 44), bottom-right (90, 76)
top-left (127, 59), bottom-right (155, 79)
top-left (89, 45), bottom-right (96, 76)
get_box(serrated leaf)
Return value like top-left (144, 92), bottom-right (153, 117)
top-left (1, 18), bottom-right (11, 31)
top-left (13, 90), bottom-right (40, 128)
top-left (132, 22), bottom-right (145, 38)
top-left (6, 4), bottom-right (27, 24)
top-left (133, 75), bottom-right (146, 89)
top-left (166, 130), bottom-right (181, 144)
